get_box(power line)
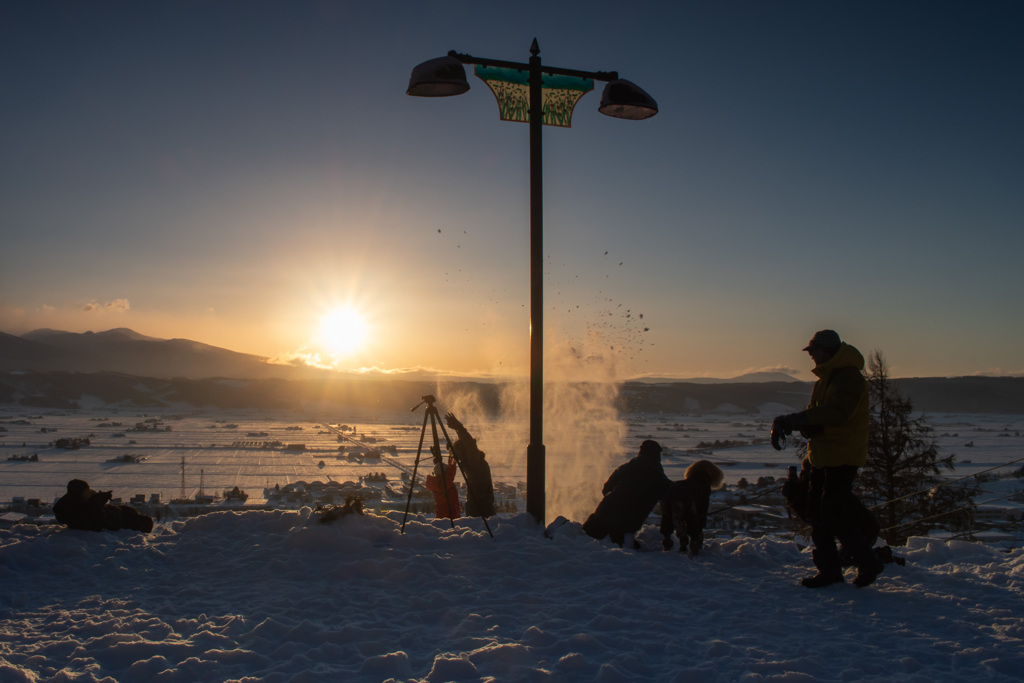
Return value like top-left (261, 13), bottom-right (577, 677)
top-left (880, 491), bottom-right (1023, 534)
top-left (865, 455), bottom-right (1024, 511)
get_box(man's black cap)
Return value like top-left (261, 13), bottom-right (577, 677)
top-left (803, 330), bottom-right (841, 352)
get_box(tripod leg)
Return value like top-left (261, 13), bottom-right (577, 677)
top-left (400, 405), bottom-right (431, 533)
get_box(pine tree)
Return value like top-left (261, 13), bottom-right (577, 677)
top-left (858, 351), bottom-right (978, 544)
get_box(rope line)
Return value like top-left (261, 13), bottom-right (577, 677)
top-left (865, 454), bottom-right (1024, 511)
top-left (704, 455), bottom-right (1024, 532)
top-left (879, 491), bottom-right (1023, 533)
top-left (708, 485), bottom-right (783, 516)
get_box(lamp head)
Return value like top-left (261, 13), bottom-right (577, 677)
top-left (598, 79), bottom-right (658, 120)
top-left (407, 56), bottom-right (470, 97)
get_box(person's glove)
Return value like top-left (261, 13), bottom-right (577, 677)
top-left (444, 413), bottom-right (464, 432)
top-left (771, 413), bottom-right (808, 450)
top-left (770, 415), bottom-right (793, 450)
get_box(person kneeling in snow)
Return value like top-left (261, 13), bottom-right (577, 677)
top-left (583, 440), bottom-right (671, 548)
top-left (659, 459), bottom-right (725, 556)
top-left (53, 479), bottom-right (154, 533)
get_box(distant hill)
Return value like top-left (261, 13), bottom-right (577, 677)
top-left (0, 370), bottom-right (500, 414)
top-left (2, 328), bottom-right (1023, 414)
top-left (2, 328), bottom-right (299, 380)
top-left (889, 376), bottom-right (1024, 415)
top-left (630, 371), bottom-right (800, 384)
top-left (2, 370), bottom-right (1022, 416)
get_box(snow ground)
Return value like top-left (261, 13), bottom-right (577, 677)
top-left (2, 407), bottom-right (1023, 682)
top-left (2, 509), bottom-right (1023, 682)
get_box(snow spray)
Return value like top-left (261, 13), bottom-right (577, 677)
top-left (439, 327), bottom-right (628, 524)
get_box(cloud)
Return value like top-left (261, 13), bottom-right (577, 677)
top-left (83, 298), bottom-right (130, 313)
top-left (970, 369), bottom-right (1024, 378)
top-left (739, 365), bottom-right (802, 378)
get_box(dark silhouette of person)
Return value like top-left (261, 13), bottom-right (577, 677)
top-left (424, 444), bottom-right (461, 519)
top-left (659, 459), bottom-right (725, 555)
top-left (783, 457), bottom-right (902, 569)
top-left (771, 329), bottom-right (883, 588)
top-left (583, 440), bottom-right (671, 547)
top-left (445, 412), bottom-right (495, 518)
top-left (53, 479), bottom-right (154, 533)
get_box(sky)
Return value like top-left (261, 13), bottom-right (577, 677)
top-left (2, 2), bottom-right (1023, 382)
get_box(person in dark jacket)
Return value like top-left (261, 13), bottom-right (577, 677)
top-left (771, 329), bottom-right (883, 588)
top-left (583, 440), bottom-right (671, 547)
top-left (659, 459), bottom-right (725, 555)
top-left (53, 479), bottom-right (154, 533)
top-left (445, 412), bottom-right (495, 518)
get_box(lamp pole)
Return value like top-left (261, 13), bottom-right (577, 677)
top-left (408, 40), bottom-right (657, 524)
top-left (526, 42), bottom-right (546, 526)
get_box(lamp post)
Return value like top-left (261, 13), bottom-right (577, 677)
top-left (408, 39), bottom-right (657, 524)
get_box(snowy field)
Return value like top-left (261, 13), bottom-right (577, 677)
top-left (2, 406), bottom-right (1024, 682)
top-left (3, 407), bottom-right (1022, 509)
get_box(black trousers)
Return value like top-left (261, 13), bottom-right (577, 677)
top-left (806, 465), bottom-right (876, 574)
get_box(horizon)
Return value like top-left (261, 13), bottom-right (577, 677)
top-left (9, 325), bottom-right (1024, 383)
top-left (2, 3), bottom-right (1022, 382)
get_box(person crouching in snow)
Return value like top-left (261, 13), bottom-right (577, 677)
top-left (659, 459), bottom-right (725, 555)
top-left (583, 440), bottom-right (671, 548)
top-left (424, 444), bottom-right (461, 519)
top-left (53, 478), bottom-right (154, 533)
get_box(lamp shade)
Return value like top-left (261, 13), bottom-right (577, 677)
top-left (598, 79), bottom-right (658, 120)
top-left (407, 56), bottom-right (470, 97)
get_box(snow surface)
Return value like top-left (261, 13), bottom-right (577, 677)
top-left (2, 509), bottom-right (1023, 683)
top-left (2, 408), bottom-right (1024, 682)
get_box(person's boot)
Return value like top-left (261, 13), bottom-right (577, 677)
top-left (854, 556), bottom-right (885, 587)
top-left (803, 547), bottom-right (844, 587)
top-left (801, 571), bottom-right (845, 588)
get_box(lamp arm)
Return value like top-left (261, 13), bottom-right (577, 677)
top-left (447, 50), bottom-right (618, 82)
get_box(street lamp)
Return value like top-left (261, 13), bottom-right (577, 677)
top-left (408, 39), bottom-right (657, 524)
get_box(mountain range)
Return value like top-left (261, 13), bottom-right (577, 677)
top-left (2, 328), bottom-right (1023, 414)
top-left (1, 328), bottom-right (294, 380)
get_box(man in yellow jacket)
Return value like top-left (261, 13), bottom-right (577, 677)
top-left (772, 330), bottom-right (883, 588)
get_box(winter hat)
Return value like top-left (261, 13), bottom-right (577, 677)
top-left (803, 329), bottom-right (841, 353)
top-left (639, 440), bottom-right (662, 457)
top-left (67, 479), bottom-right (90, 494)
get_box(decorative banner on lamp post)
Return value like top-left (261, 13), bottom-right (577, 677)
top-left (474, 65), bottom-right (594, 127)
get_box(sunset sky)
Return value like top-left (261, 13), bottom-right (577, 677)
top-left (2, 2), bottom-right (1022, 381)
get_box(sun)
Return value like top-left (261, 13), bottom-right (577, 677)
top-left (316, 306), bottom-right (370, 357)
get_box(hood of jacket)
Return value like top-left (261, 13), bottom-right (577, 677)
top-left (812, 342), bottom-right (865, 380)
top-left (806, 342), bottom-right (869, 468)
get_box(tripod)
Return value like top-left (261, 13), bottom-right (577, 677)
top-left (401, 395), bottom-right (494, 538)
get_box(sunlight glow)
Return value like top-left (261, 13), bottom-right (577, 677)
top-left (316, 306), bottom-right (370, 358)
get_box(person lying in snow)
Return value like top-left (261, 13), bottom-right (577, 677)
top-left (659, 459), bottom-right (725, 555)
top-left (445, 412), bottom-right (496, 518)
top-left (53, 478), bottom-right (154, 533)
top-left (583, 440), bottom-right (671, 548)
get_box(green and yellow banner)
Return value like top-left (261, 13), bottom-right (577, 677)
top-left (474, 65), bottom-right (594, 128)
